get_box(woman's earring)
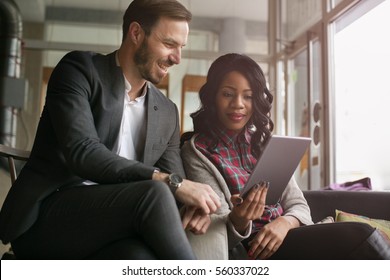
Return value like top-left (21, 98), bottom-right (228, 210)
top-left (248, 124), bottom-right (257, 132)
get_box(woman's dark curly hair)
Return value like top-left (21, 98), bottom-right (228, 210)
top-left (188, 53), bottom-right (274, 157)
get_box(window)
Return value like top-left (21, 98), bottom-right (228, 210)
top-left (333, 0), bottom-right (390, 190)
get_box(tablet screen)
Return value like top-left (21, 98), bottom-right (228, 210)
top-left (241, 135), bottom-right (311, 204)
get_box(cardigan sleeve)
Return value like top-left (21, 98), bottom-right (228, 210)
top-left (280, 177), bottom-right (313, 225)
top-left (181, 139), bottom-right (251, 251)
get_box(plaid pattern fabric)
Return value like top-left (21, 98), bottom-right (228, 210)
top-left (195, 127), bottom-right (283, 232)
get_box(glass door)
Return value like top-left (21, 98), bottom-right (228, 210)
top-left (287, 49), bottom-right (310, 190)
top-left (285, 30), bottom-right (323, 190)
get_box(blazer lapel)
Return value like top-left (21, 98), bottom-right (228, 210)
top-left (100, 51), bottom-right (125, 150)
top-left (143, 85), bottom-right (160, 165)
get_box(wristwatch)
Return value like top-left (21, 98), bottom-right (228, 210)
top-left (168, 173), bottom-right (183, 193)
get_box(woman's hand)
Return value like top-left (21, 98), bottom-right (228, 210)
top-left (229, 182), bottom-right (268, 234)
top-left (248, 216), bottom-right (300, 259)
top-left (181, 206), bottom-right (211, 235)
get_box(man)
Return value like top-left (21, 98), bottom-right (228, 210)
top-left (0, 0), bottom-right (220, 259)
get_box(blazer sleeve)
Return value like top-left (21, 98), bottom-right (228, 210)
top-left (46, 51), bottom-right (155, 184)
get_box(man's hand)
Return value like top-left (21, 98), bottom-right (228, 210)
top-left (152, 171), bottom-right (220, 214)
top-left (175, 179), bottom-right (221, 214)
top-left (181, 206), bottom-right (211, 235)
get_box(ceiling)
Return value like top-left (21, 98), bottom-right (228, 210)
top-left (14, 0), bottom-right (268, 23)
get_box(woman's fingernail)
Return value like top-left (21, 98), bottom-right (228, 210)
top-left (233, 197), bottom-right (243, 205)
top-left (248, 250), bottom-right (253, 257)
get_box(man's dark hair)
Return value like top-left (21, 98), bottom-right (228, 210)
top-left (122, 0), bottom-right (192, 40)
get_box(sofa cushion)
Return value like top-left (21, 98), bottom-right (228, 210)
top-left (336, 209), bottom-right (390, 241)
top-left (303, 190), bottom-right (390, 222)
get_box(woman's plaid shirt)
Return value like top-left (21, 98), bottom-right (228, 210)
top-left (195, 127), bottom-right (283, 232)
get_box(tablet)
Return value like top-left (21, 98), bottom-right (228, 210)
top-left (241, 135), bottom-right (311, 205)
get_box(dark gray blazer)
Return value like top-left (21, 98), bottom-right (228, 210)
top-left (0, 51), bottom-right (185, 244)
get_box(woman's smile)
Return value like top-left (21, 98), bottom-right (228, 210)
top-left (227, 113), bottom-right (246, 122)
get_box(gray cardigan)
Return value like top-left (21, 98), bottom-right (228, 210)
top-left (181, 134), bottom-right (313, 259)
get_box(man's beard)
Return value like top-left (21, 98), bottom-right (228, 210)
top-left (134, 38), bottom-right (162, 84)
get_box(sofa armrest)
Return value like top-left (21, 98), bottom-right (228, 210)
top-left (303, 190), bottom-right (390, 223)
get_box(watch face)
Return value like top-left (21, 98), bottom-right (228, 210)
top-left (170, 174), bottom-right (183, 184)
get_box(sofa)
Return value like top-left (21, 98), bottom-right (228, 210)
top-left (303, 190), bottom-right (390, 223)
top-left (187, 190), bottom-right (390, 260)
top-left (300, 190), bottom-right (390, 259)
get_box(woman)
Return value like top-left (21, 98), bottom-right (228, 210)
top-left (180, 53), bottom-right (313, 260)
